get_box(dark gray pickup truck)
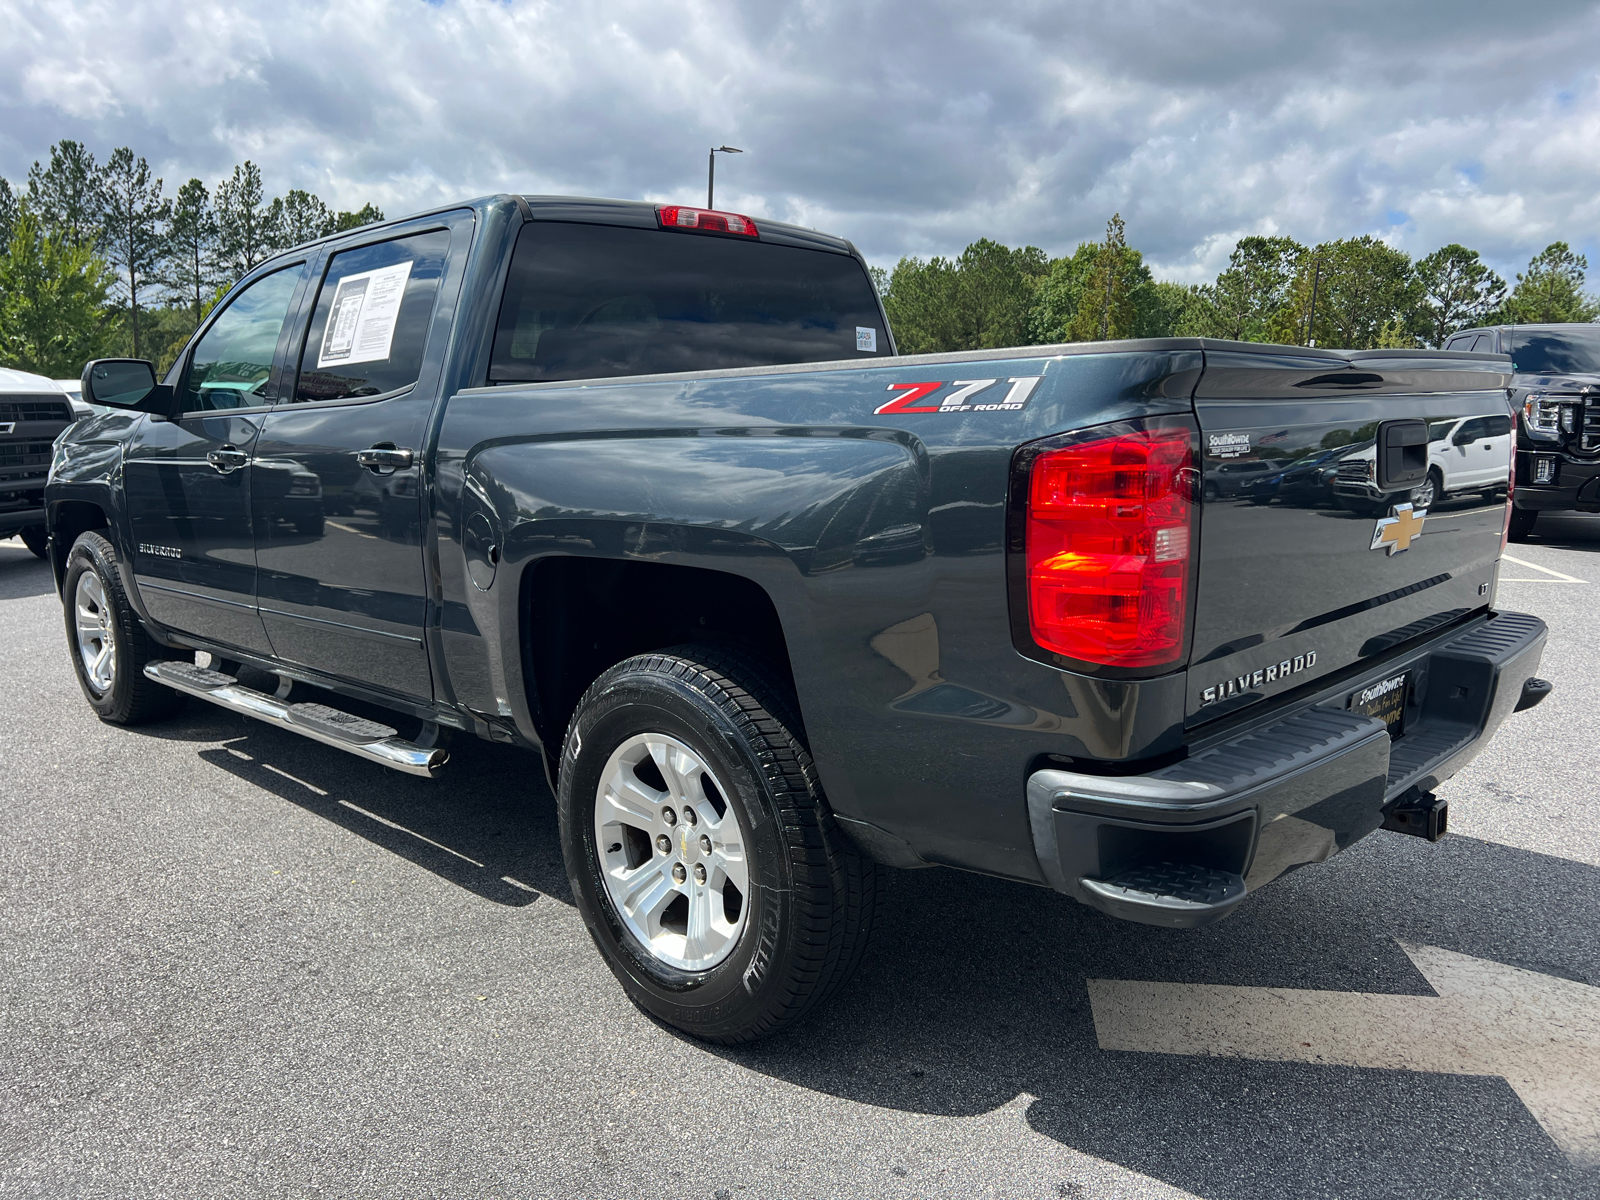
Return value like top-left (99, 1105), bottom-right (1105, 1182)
top-left (46, 195), bottom-right (1550, 1042)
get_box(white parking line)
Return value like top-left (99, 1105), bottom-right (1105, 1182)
top-left (1088, 941), bottom-right (1600, 1168)
top-left (1502, 554), bottom-right (1585, 584)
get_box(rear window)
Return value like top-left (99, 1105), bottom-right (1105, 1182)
top-left (488, 221), bottom-right (887, 384)
top-left (1509, 327), bottom-right (1600, 375)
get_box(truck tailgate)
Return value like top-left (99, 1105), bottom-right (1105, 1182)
top-left (1187, 348), bottom-right (1513, 727)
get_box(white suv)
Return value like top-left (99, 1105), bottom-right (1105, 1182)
top-left (1333, 414), bottom-right (1513, 511)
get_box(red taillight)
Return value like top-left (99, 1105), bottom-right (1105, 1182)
top-left (1025, 427), bottom-right (1195, 669)
top-left (656, 205), bottom-right (759, 237)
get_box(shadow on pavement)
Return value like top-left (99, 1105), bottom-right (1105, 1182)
top-left (121, 672), bottom-right (1599, 1199)
top-left (716, 836), bottom-right (1599, 1200)
top-left (1520, 511), bottom-right (1600, 552)
top-left (0, 544), bottom-right (56, 601)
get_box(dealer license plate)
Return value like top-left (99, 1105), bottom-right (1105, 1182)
top-left (1349, 671), bottom-right (1410, 738)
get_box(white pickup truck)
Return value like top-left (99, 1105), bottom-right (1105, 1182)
top-left (1333, 413), bottom-right (1513, 512)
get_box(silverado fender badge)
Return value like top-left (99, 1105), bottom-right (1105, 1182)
top-left (1200, 651), bottom-right (1319, 707)
top-left (1370, 502), bottom-right (1427, 555)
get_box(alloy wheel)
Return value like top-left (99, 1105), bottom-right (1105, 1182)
top-left (594, 733), bottom-right (749, 971)
top-left (74, 570), bottom-right (116, 694)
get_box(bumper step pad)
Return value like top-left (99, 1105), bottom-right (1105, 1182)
top-left (1080, 863), bottom-right (1247, 928)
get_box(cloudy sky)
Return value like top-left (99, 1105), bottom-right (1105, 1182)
top-left (4, 0), bottom-right (1600, 283)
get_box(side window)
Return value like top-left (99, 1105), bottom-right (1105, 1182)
top-left (1455, 417), bottom-right (1487, 444)
top-left (1469, 334), bottom-right (1490, 353)
top-left (294, 229), bottom-right (450, 403)
top-left (1443, 335), bottom-right (1469, 351)
top-left (1484, 415), bottom-right (1513, 438)
top-left (180, 264), bottom-right (303, 413)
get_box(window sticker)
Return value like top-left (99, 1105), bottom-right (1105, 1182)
top-left (317, 260), bottom-right (414, 368)
top-left (856, 327), bottom-right (877, 352)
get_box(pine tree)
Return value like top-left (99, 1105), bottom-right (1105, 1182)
top-left (1190, 236), bottom-right (1305, 341)
top-left (0, 179), bottom-right (17, 246)
top-left (1066, 214), bottom-right (1139, 342)
top-left (274, 189), bottom-right (337, 248)
top-left (1413, 245), bottom-right (1506, 345)
top-left (1503, 243), bottom-right (1600, 324)
top-left (26, 140), bottom-right (102, 249)
top-left (215, 162), bottom-right (281, 282)
top-left (163, 178), bottom-right (222, 323)
top-left (333, 203), bottom-right (385, 232)
top-left (98, 148), bottom-right (170, 360)
top-left (1272, 237), bottom-right (1417, 349)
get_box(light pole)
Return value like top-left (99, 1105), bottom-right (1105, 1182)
top-left (708, 146), bottom-right (742, 209)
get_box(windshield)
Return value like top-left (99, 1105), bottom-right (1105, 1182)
top-left (489, 221), bottom-right (888, 384)
top-left (1509, 327), bottom-right (1600, 376)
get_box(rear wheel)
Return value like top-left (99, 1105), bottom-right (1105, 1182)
top-left (62, 531), bottom-right (184, 724)
top-left (19, 526), bottom-right (48, 559)
top-left (1508, 507), bottom-right (1538, 543)
top-left (558, 645), bottom-right (882, 1043)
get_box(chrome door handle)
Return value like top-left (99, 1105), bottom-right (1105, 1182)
top-left (356, 446), bottom-right (414, 473)
top-left (207, 445), bottom-right (249, 473)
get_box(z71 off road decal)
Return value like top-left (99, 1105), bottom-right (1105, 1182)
top-left (874, 377), bottom-right (1042, 416)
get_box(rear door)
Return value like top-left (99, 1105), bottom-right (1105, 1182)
top-left (251, 212), bottom-right (471, 701)
top-left (1187, 348), bottom-right (1511, 727)
top-left (123, 260), bottom-right (309, 653)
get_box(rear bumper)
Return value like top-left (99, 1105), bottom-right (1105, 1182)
top-left (1027, 610), bottom-right (1547, 929)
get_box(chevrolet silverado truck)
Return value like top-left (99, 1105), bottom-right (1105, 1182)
top-left (1442, 322), bottom-right (1600, 540)
top-left (47, 195), bottom-right (1551, 1042)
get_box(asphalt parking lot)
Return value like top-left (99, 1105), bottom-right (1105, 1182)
top-left (2, 512), bottom-right (1597, 1200)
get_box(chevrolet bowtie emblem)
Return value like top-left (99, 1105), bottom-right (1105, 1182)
top-left (1370, 502), bottom-right (1427, 555)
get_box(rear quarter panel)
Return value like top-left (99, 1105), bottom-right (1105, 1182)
top-left (433, 347), bottom-right (1198, 881)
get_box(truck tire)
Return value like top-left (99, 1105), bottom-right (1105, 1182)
top-left (1410, 468), bottom-right (1441, 511)
top-left (19, 525), bottom-right (48, 559)
top-left (1508, 507), bottom-right (1538, 543)
top-left (62, 531), bottom-right (185, 724)
top-left (558, 645), bottom-right (883, 1044)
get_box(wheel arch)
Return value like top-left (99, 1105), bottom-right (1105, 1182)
top-left (48, 500), bottom-right (110, 593)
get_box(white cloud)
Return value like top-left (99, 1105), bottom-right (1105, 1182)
top-left (2, 0), bottom-right (1600, 282)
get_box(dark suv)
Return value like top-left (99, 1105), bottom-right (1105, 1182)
top-left (1442, 323), bottom-right (1600, 540)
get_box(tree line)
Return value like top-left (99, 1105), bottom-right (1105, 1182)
top-left (879, 214), bottom-right (1600, 355)
top-left (0, 140), bottom-right (384, 378)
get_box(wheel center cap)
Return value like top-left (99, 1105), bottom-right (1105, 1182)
top-left (678, 826), bottom-right (693, 861)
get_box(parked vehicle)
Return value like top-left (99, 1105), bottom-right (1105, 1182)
top-left (47, 196), bottom-right (1550, 1042)
top-left (1245, 446), bottom-right (1347, 507)
top-left (1331, 414), bottom-right (1513, 513)
top-left (1201, 456), bottom-right (1274, 500)
top-left (2, 369), bottom-right (77, 559)
top-left (1441, 323), bottom-right (1600, 540)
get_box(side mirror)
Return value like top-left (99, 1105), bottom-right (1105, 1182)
top-left (81, 359), bottom-right (174, 416)
top-left (1452, 428), bottom-right (1475, 447)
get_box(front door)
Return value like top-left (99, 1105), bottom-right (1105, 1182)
top-left (1448, 414), bottom-right (1512, 491)
top-left (253, 217), bottom-right (467, 701)
top-left (123, 262), bottom-right (307, 653)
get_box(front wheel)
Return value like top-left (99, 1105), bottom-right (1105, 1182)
top-left (1508, 507), bottom-right (1539, 543)
top-left (558, 645), bottom-right (882, 1043)
top-left (62, 531), bottom-right (185, 724)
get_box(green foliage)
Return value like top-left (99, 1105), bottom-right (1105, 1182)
top-left (26, 140), bottom-right (102, 249)
top-left (99, 148), bottom-right (171, 359)
top-left (1414, 244), bottom-right (1505, 346)
top-left (1027, 242), bottom-right (1099, 343)
top-left (0, 211), bottom-right (116, 376)
top-left (0, 179), bottom-right (16, 246)
top-left (334, 203), bottom-right (385, 233)
top-left (1066, 214), bottom-right (1141, 342)
top-left (1186, 236), bottom-right (1305, 340)
top-left (163, 178), bottom-right (222, 323)
top-left (275, 189), bottom-right (337, 247)
top-left (1274, 237), bottom-right (1418, 349)
top-left (883, 238), bottom-right (1046, 353)
top-left (1503, 242), bottom-right (1600, 324)
top-left (215, 162), bottom-right (280, 279)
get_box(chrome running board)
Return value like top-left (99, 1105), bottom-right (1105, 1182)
top-left (144, 660), bottom-right (448, 778)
